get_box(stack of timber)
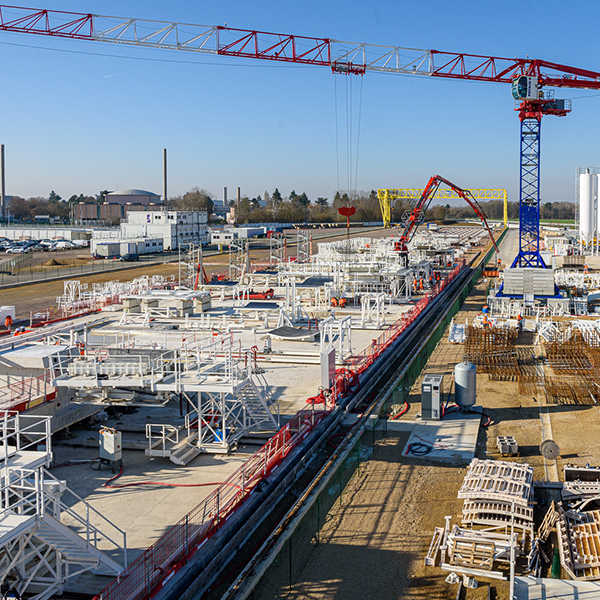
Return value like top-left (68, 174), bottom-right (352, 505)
top-left (550, 464), bottom-right (600, 580)
top-left (458, 459), bottom-right (535, 542)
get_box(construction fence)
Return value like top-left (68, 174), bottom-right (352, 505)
top-left (248, 424), bottom-right (386, 599)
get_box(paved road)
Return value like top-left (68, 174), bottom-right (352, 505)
top-left (498, 227), bottom-right (518, 267)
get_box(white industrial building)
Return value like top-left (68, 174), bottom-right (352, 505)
top-left (209, 227), bottom-right (268, 245)
top-left (90, 237), bottom-right (164, 258)
top-left (121, 210), bottom-right (208, 250)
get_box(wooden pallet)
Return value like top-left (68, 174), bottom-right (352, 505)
top-left (556, 507), bottom-right (578, 580)
top-left (538, 500), bottom-right (558, 542)
top-left (448, 537), bottom-right (495, 570)
top-left (425, 527), bottom-right (444, 567)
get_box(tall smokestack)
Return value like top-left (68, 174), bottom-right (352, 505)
top-left (0, 144), bottom-right (5, 220)
top-left (236, 187), bottom-right (241, 224)
top-left (163, 148), bottom-right (167, 204)
top-left (223, 186), bottom-right (228, 206)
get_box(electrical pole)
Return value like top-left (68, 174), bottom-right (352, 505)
top-left (163, 148), bottom-right (167, 205)
top-left (1, 144), bottom-right (5, 221)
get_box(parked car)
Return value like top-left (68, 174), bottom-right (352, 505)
top-left (6, 246), bottom-right (31, 254)
top-left (119, 253), bottom-right (140, 262)
top-left (52, 240), bottom-right (75, 250)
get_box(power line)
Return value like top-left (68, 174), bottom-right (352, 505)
top-left (0, 38), bottom-right (317, 70)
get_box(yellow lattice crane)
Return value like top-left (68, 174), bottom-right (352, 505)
top-left (377, 187), bottom-right (508, 228)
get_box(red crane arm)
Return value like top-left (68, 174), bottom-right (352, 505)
top-left (2, 5), bottom-right (600, 90)
top-left (398, 176), bottom-right (498, 253)
top-left (429, 51), bottom-right (600, 90)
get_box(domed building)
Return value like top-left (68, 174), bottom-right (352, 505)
top-left (75, 189), bottom-right (162, 223)
top-left (105, 189), bottom-right (161, 206)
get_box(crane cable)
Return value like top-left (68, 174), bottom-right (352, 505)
top-left (334, 74), bottom-right (340, 191)
top-left (333, 73), bottom-right (364, 198)
top-left (354, 76), bottom-right (364, 191)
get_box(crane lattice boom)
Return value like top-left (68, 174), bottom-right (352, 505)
top-left (2, 5), bottom-right (600, 88)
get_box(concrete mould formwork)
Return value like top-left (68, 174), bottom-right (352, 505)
top-left (503, 267), bottom-right (556, 297)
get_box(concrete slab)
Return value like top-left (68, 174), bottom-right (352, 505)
top-left (515, 576), bottom-right (600, 599)
top-left (400, 412), bottom-right (481, 463)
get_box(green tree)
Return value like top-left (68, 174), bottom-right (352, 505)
top-left (272, 188), bottom-right (282, 204)
top-left (48, 190), bottom-right (62, 203)
top-left (294, 192), bottom-right (310, 207)
top-left (8, 196), bottom-right (28, 220)
top-left (96, 190), bottom-right (110, 203)
top-left (316, 197), bottom-right (328, 207)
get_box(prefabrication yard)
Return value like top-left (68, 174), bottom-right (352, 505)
top-left (3, 225), bottom-right (600, 600)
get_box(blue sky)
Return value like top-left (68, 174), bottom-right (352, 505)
top-left (1, 0), bottom-right (600, 205)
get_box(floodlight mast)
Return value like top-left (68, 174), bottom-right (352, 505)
top-left (2, 5), bottom-right (600, 267)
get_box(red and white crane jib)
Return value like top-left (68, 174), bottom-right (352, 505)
top-left (2, 4), bottom-right (600, 89)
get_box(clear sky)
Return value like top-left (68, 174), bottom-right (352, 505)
top-left (2, 0), bottom-right (600, 205)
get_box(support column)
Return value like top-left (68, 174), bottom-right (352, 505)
top-left (1, 144), bottom-right (5, 220)
top-left (512, 116), bottom-right (546, 268)
top-left (163, 148), bottom-right (167, 204)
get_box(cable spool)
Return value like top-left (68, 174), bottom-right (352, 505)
top-left (540, 439), bottom-right (560, 460)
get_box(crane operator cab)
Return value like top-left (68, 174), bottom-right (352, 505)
top-left (512, 75), bottom-right (539, 100)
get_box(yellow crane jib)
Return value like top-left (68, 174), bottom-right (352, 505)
top-left (377, 188), bottom-right (508, 228)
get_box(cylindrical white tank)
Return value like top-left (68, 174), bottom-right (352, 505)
top-left (454, 362), bottom-right (477, 408)
top-left (596, 174), bottom-right (600, 234)
top-left (580, 172), bottom-right (595, 241)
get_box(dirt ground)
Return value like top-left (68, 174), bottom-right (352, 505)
top-left (284, 270), bottom-right (600, 599)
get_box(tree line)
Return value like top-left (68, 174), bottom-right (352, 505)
top-left (6, 187), bottom-right (577, 225)
top-left (424, 200), bottom-right (576, 222)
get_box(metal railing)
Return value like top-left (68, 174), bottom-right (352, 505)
top-left (91, 261), bottom-right (471, 600)
top-left (0, 466), bottom-right (127, 568)
top-left (0, 412), bottom-right (52, 459)
top-left (0, 374), bottom-right (56, 411)
top-left (93, 407), bottom-right (330, 600)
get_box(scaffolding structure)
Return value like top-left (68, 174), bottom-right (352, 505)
top-left (229, 238), bottom-right (250, 281)
top-left (0, 413), bottom-right (127, 600)
top-left (296, 229), bottom-right (311, 263)
top-left (269, 233), bottom-right (286, 267)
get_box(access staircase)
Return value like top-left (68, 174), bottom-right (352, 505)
top-left (145, 366), bottom-right (279, 461)
top-left (0, 411), bottom-right (127, 600)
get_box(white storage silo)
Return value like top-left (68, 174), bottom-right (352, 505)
top-left (596, 174), bottom-right (600, 234)
top-left (579, 171), bottom-right (596, 242)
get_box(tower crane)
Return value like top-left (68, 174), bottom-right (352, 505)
top-left (2, 5), bottom-right (600, 269)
